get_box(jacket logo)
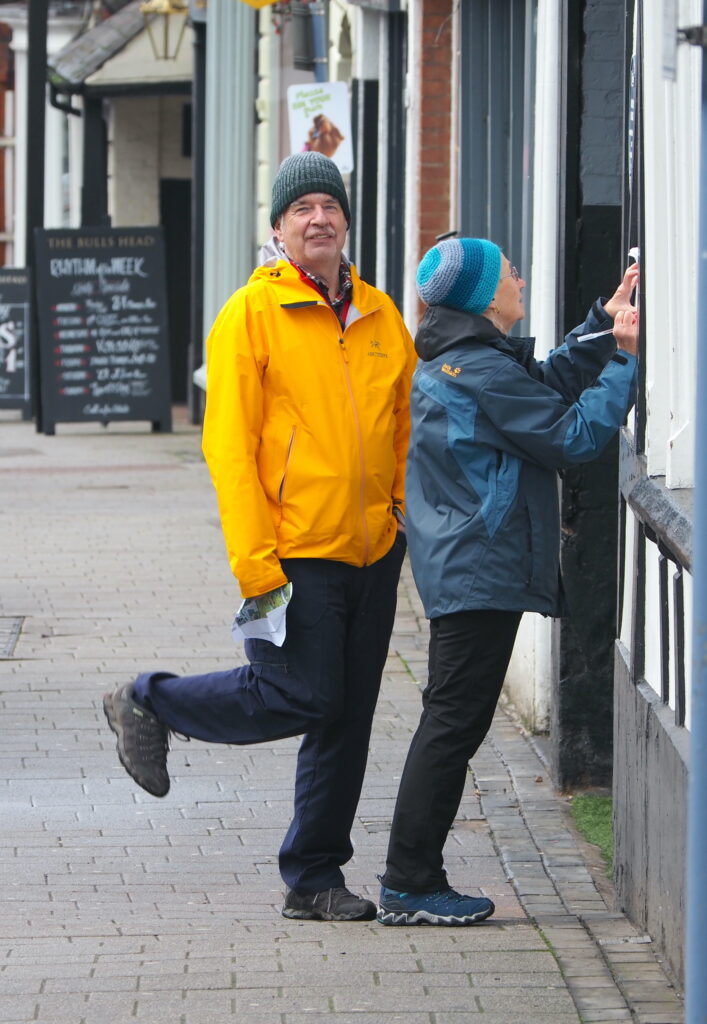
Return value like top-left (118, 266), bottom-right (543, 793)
top-left (368, 339), bottom-right (388, 358)
top-left (441, 363), bottom-right (462, 378)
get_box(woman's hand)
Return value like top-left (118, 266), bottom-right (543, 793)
top-left (613, 309), bottom-right (639, 356)
top-left (604, 263), bottom-right (639, 319)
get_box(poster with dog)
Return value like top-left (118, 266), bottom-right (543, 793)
top-left (287, 82), bottom-right (354, 174)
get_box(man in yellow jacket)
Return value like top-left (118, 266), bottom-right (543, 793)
top-left (104, 152), bottom-right (416, 922)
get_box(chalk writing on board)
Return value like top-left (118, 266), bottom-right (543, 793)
top-left (50, 294), bottom-right (160, 399)
top-left (35, 227), bottom-right (172, 433)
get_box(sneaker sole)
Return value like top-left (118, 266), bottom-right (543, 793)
top-left (102, 692), bottom-right (170, 798)
top-left (282, 907), bottom-right (377, 922)
top-left (376, 904), bottom-right (495, 926)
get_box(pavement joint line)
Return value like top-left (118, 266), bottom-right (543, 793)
top-left (469, 727), bottom-right (683, 1022)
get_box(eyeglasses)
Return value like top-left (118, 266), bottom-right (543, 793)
top-left (500, 265), bottom-right (521, 281)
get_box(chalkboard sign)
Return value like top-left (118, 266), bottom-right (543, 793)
top-left (0, 268), bottom-right (31, 418)
top-left (34, 227), bottom-right (172, 435)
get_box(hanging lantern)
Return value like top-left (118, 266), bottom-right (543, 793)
top-left (140, 0), bottom-right (189, 60)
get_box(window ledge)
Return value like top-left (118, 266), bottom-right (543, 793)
top-left (619, 428), bottom-right (693, 572)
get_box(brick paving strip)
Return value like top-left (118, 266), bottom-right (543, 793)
top-left (472, 717), bottom-right (684, 1024)
top-left (0, 412), bottom-right (683, 1024)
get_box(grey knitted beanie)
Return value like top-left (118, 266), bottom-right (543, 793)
top-left (416, 238), bottom-right (502, 314)
top-left (270, 152), bottom-right (351, 227)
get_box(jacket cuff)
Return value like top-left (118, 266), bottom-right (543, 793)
top-left (235, 563), bottom-right (289, 600)
top-left (593, 298), bottom-right (615, 327)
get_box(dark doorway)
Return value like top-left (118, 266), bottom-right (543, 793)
top-left (159, 178), bottom-right (192, 403)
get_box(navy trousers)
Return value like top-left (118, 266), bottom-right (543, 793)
top-left (381, 608), bottom-right (522, 893)
top-left (133, 535), bottom-right (406, 894)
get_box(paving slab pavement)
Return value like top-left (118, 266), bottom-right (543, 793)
top-left (0, 409), bottom-right (684, 1023)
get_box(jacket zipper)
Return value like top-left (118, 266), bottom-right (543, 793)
top-left (278, 426), bottom-right (296, 505)
top-left (338, 335), bottom-right (370, 564)
top-left (524, 502), bottom-right (533, 587)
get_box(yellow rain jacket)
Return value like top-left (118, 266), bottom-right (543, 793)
top-left (202, 259), bottom-right (416, 598)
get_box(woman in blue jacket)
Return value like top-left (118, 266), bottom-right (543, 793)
top-left (377, 237), bottom-right (639, 926)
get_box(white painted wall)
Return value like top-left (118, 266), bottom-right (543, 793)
top-left (7, 20), bottom-right (26, 264)
top-left (108, 95), bottom-right (190, 228)
top-left (639, 538), bottom-right (693, 730)
top-left (502, 0), bottom-right (563, 732)
top-left (505, 611), bottom-right (552, 731)
top-left (619, 505), bottom-right (636, 650)
top-left (618, 0), bottom-right (699, 733)
top-left (403, 0), bottom-right (421, 334)
top-left (3, 90), bottom-right (14, 259)
top-left (683, 568), bottom-right (693, 727)
top-left (44, 93), bottom-right (66, 228)
top-left (108, 96), bottom-right (160, 225)
top-left (4, 9), bottom-right (83, 264)
top-left (255, 10), bottom-right (281, 249)
top-left (642, 0), bottom-right (701, 487)
top-left (67, 100), bottom-right (83, 227)
top-left (329, 0), bottom-right (353, 84)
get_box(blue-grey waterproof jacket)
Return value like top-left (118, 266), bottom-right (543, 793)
top-left (406, 301), bottom-right (638, 619)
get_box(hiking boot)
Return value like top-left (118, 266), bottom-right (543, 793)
top-left (103, 683), bottom-right (170, 797)
top-left (377, 884), bottom-right (495, 926)
top-left (282, 886), bottom-right (377, 921)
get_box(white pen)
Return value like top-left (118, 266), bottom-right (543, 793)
top-left (576, 327), bottom-right (615, 342)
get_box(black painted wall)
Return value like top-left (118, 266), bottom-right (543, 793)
top-left (551, 0), bottom-right (625, 789)
top-left (349, 77), bottom-right (379, 284)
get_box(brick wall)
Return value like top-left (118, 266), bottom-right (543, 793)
top-left (417, 0), bottom-right (454, 260)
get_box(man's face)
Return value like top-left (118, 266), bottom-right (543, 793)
top-left (274, 192), bottom-right (348, 272)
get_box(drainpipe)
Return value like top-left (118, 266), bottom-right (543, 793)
top-left (685, 8), bottom-right (707, 1023)
top-left (188, 5), bottom-right (206, 423)
top-left (309, 0), bottom-right (328, 83)
top-left (26, 0), bottom-right (49, 432)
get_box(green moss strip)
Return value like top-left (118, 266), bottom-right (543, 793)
top-left (570, 794), bottom-right (613, 873)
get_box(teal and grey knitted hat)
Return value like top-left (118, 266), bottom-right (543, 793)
top-left (270, 152), bottom-right (351, 227)
top-left (416, 238), bottom-right (502, 314)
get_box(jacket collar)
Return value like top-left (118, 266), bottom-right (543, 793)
top-left (415, 304), bottom-right (535, 366)
top-left (248, 257), bottom-right (381, 318)
top-left (502, 334), bottom-right (536, 368)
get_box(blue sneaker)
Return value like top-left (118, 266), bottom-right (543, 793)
top-left (377, 884), bottom-right (495, 926)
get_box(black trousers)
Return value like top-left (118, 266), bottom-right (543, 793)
top-left (381, 608), bottom-right (522, 893)
top-left (134, 536), bottom-right (406, 894)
